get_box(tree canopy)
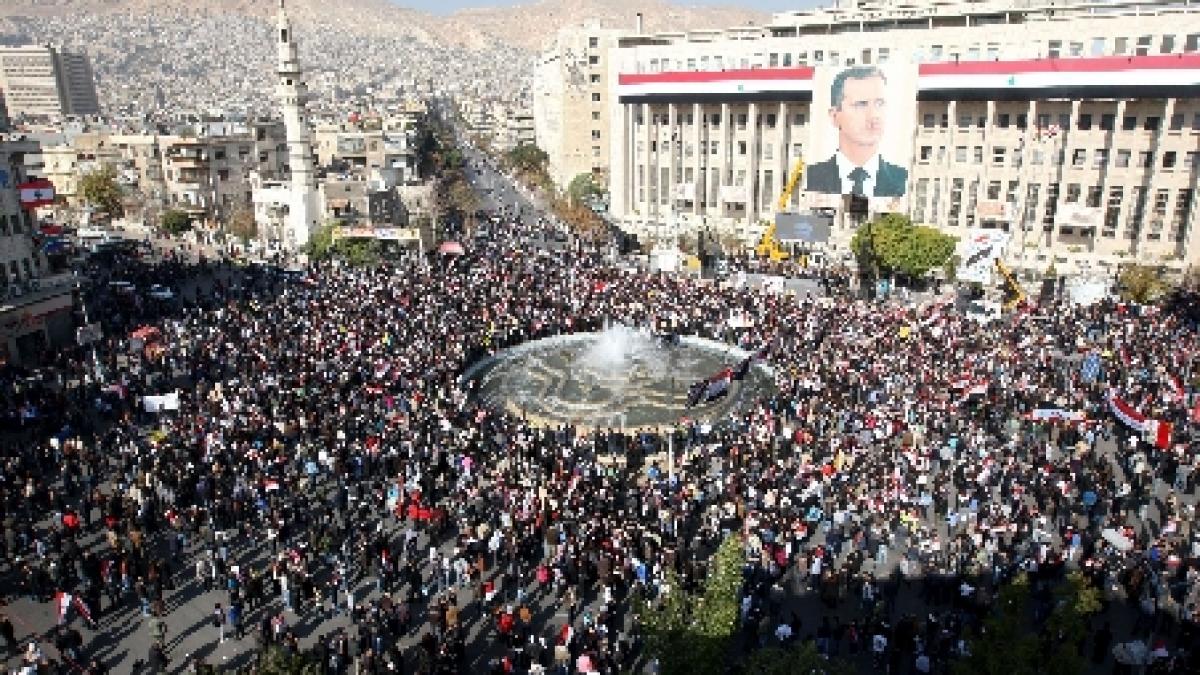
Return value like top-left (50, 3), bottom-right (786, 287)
top-left (1117, 263), bottom-right (1169, 304)
top-left (850, 213), bottom-right (957, 278)
top-left (567, 172), bottom-right (603, 206)
top-left (503, 144), bottom-right (549, 177)
top-left (636, 534), bottom-right (743, 675)
top-left (160, 209), bottom-right (192, 235)
top-left (79, 165), bottom-right (124, 217)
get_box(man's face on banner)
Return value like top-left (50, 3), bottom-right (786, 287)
top-left (830, 75), bottom-right (886, 160)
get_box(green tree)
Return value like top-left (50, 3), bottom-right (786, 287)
top-left (331, 236), bottom-right (381, 267)
top-left (740, 642), bottom-right (856, 675)
top-left (1042, 572), bottom-right (1102, 675)
top-left (1117, 263), bottom-right (1168, 304)
top-left (503, 144), bottom-right (549, 177)
top-left (160, 209), bottom-right (192, 235)
top-left (226, 203), bottom-right (258, 244)
top-left (635, 535), bottom-right (744, 675)
top-left (255, 644), bottom-right (320, 674)
top-left (850, 213), bottom-right (957, 278)
top-left (79, 165), bottom-right (124, 217)
top-left (567, 172), bottom-right (602, 206)
top-left (635, 570), bottom-right (694, 675)
top-left (952, 574), bottom-right (1040, 675)
top-left (306, 222), bottom-right (336, 260)
top-left (447, 177), bottom-right (479, 216)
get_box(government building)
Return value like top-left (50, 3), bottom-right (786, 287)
top-left (560, 0), bottom-right (1200, 276)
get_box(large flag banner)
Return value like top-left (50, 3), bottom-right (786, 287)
top-left (1145, 420), bottom-right (1173, 449)
top-left (1107, 389), bottom-right (1149, 433)
top-left (956, 230), bottom-right (1009, 284)
top-left (18, 179), bottom-right (56, 209)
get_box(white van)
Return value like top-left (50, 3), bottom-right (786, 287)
top-left (77, 228), bottom-right (117, 252)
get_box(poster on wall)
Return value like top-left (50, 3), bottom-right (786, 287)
top-left (804, 64), bottom-right (918, 214)
top-left (956, 229), bottom-right (1011, 285)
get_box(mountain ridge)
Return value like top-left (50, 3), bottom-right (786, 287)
top-left (0, 0), bottom-right (767, 51)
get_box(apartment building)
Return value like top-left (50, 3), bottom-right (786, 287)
top-left (534, 24), bottom-right (626, 187)
top-left (494, 106), bottom-right (536, 152)
top-left (38, 121), bottom-right (290, 224)
top-left (313, 118), bottom-right (419, 185)
top-left (0, 136), bottom-right (74, 363)
top-left (0, 45), bottom-right (100, 119)
top-left (319, 175), bottom-right (409, 228)
top-left (602, 0), bottom-right (1200, 275)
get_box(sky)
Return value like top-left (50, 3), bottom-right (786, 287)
top-left (390, 0), bottom-right (825, 15)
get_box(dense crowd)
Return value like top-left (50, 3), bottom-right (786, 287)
top-left (0, 213), bottom-right (1198, 675)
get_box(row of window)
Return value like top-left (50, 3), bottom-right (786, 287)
top-left (918, 144), bottom-right (1200, 171)
top-left (641, 33), bottom-right (1200, 74)
top-left (912, 179), bottom-right (1194, 241)
top-left (639, 112), bottom-right (802, 129)
top-left (921, 111), bottom-right (1200, 132)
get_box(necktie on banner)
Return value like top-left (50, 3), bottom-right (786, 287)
top-left (848, 167), bottom-right (868, 196)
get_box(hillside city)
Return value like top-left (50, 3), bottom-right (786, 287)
top-left (0, 0), bottom-right (1199, 674)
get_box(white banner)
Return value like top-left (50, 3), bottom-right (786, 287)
top-left (1055, 203), bottom-right (1102, 230)
top-left (956, 229), bottom-right (1010, 284)
top-left (143, 392), bottom-right (180, 413)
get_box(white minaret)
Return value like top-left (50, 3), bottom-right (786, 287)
top-left (275, 0), bottom-right (319, 250)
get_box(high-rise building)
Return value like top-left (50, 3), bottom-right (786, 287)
top-left (0, 45), bottom-right (100, 120)
top-left (534, 24), bottom-right (627, 190)
top-left (273, 0), bottom-right (319, 250)
top-left (598, 0), bottom-right (1200, 276)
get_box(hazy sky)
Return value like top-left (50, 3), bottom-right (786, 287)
top-left (392, 0), bottom-right (825, 14)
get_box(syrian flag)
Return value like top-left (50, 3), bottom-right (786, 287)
top-left (731, 357), bottom-right (752, 382)
top-left (1107, 389), bottom-right (1149, 432)
top-left (1166, 374), bottom-right (1185, 402)
top-left (704, 367), bottom-right (733, 401)
top-left (73, 596), bottom-right (94, 626)
top-left (18, 179), bottom-right (56, 209)
top-left (264, 478), bottom-right (281, 491)
top-left (955, 379), bottom-right (984, 403)
top-left (55, 591), bottom-right (73, 624)
top-left (1146, 420), bottom-right (1173, 449)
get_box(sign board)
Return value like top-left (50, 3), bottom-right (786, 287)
top-left (976, 200), bottom-right (1015, 222)
top-left (957, 229), bottom-right (1010, 284)
top-left (774, 213), bottom-right (833, 244)
top-left (1055, 203), bottom-right (1102, 230)
top-left (332, 226), bottom-right (419, 241)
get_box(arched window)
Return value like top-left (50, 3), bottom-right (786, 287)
top-left (281, 29), bottom-right (288, 43)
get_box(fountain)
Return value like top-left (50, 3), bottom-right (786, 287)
top-left (462, 323), bottom-right (774, 431)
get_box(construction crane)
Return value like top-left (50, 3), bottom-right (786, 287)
top-left (756, 159), bottom-right (805, 262)
top-left (995, 258), bottom-right (1026, 311)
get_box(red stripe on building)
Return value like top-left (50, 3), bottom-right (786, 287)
top-left (619, 67), bottom-right (814, 86)
top-left (919, 53), bottom-right (1200, 76)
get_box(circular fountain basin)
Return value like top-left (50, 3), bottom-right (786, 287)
top-left (462, 326), bottom-right (775, 432)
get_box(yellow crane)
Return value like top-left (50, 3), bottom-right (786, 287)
top-left (756, 159), bottom-right (805, 262)
top-left (995, 258), bottom-right (1026, 311)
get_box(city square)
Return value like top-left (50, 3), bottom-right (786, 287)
top-left (0, 0), bottom-right (1199, 674)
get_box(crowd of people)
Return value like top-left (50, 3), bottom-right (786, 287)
top-left (0, 209), bottom-right (1198, 675)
